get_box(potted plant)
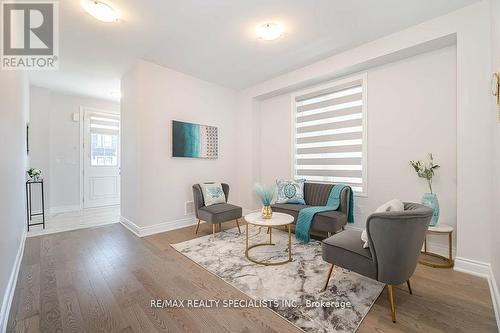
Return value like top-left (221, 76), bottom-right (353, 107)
top-left (27, 168), bottom-right (42, 181)
top-left (410, 153), bottom-right (440, 226)
top-left (254, 183), bottom-right (274, 219)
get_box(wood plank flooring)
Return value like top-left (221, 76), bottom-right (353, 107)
top-left (7, 221), bottom-right (498, 333)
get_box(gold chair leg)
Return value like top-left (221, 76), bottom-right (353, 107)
top-left (322, 264), bottom-right (334, 291)
top-left (195, 219), bottom-right (201, 234)
top-left (212, 224), bottom-right (215, 240)
top-left (407, 279), bottom-right (413, 295)
top-left (387, 285), bottom-right (396, 323)
top-left (235, 219), bottom-right (241, 234)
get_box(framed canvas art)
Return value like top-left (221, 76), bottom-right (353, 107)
top-left (172, 120), bottom-right (218, 159)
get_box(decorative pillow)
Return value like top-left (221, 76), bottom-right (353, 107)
top-left (275, 179), bottom-right (306, 204)
top-left (200, 183), bottom-right (226, 206)
top-left (361, 199), bottom-right (404, 248)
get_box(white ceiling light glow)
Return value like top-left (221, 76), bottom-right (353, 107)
top-left (81, 0), bottom-right (120, 23)
top-left (256, 22), bottom-right (284, 41)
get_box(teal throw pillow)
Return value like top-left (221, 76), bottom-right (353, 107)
top-left (201, 183), bottom-right (226, 206)
top-left (276, 179), bottom-right (306, 204)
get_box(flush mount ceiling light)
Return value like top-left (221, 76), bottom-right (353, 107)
top-left (256, 22), bottom-right (284, 41)
top-left (81, 0), bottom-right (120, 23)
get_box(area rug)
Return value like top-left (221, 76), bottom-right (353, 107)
top-left (171, 226), bottom-right (384, 333)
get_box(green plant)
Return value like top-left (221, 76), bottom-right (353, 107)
top-left (410, 153), bottom-right (440, 194)
top-left (27, 168), bottom-right (42, 180)
top-left (254, 183), bottom-right (274, 206)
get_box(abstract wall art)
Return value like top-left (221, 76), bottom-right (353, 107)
top-left (172, 120), bottom-right (218, 159)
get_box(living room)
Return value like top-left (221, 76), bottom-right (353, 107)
top-left (1, 1), bottom-right (500, 332)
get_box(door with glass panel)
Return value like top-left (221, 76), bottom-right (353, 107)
top-left (83, 109), bottom-right (120, 208)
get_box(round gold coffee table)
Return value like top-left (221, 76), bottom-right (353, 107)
top-left (244, 212), bottom-right (294, 266)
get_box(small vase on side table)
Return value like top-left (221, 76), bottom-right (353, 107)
top-left (421, 193), bottom-right (439, 226)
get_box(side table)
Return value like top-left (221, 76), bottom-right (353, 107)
top-left (419, 224), bottom-right (454, 268)
top-left (26, 179), bottom-right (46, 231)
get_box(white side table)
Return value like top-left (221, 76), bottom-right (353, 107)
top-left (419, 224), bottom-right (454, 268)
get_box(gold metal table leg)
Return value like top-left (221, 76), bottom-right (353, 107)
top-left (288, 225), bottom-right (291, 261)
top-left (419, 231), bottom-right (454, 268)
top-left (244, 223), bottom-right (292, 266)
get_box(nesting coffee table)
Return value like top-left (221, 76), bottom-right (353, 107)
top-left (244, 212), bottom-right (294, 266)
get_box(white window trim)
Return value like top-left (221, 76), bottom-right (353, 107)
top-left (290, 73), bottom-right (368, 197)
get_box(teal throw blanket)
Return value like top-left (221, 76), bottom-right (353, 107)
top-left (295, 184), bottom-right (354, 243)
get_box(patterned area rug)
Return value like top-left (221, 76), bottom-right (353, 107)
top-left (172, 226), bottom-right (384, 333)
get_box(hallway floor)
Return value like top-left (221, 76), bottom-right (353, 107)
top-left (27, 206), bottom-right (120, 237)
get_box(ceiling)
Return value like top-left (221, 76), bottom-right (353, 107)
top-left (29, 0), bottom-right (479, 102)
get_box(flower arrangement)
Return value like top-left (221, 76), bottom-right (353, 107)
top-left (27, 168), bottom-right (42, 181)
top-left (254, 183), bottom-right (274, 206)
top-left (254, 183), bottom-right (275, 219)
top-left (410, 153), bottom-right (440, 194)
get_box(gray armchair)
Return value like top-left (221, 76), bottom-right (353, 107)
top-left (192, 183), bottom-right (242, 239)
top-left (321, 202), bottom-right (432, 323)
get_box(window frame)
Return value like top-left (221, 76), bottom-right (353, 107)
top-left (290, 73), bottom-right (368, 197)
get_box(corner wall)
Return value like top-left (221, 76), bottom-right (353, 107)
top-left (0, 71), bottom-right (29, 332)
top-left (120, 60), bottom-right (239, 235)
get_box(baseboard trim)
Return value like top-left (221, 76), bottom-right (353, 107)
top-left (488, 267), bottom-right (500, 331)
top-left (455, 257), bottom-right (500, 328)
top-left (120, 215), bottom-right (198, 237)
top-left (454, 257), bottom-right (491, 277)
top-left (0, 227), bottom-right (27, 333)
top-left (242, 208), bottom-right (258, 215)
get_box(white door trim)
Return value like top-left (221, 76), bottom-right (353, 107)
top-left (79, 107), bottom-right (120, 209)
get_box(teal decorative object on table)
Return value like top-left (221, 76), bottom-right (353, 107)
top-left (410, 153), bottom-right (440, 226)
top-left (254, 183), bottom-right (275, 219)
top-left (421, 193), bottom-right (440, 226)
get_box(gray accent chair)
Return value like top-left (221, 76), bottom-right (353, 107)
top-left (192, 183), bottom-right (242, 239)
top-left (271, 182), bottom-right (350, 239)
top-left (321, 202), bottom-right (432, 323)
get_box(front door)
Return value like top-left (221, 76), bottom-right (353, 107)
top-left (82, 109), bottom-right (120, 208)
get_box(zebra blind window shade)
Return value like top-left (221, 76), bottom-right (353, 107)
top-left (294, 77), bottom-right (366, 194)
top-left (89, 114), bottom-right (120, 136)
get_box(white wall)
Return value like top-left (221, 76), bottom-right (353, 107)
top-left (120, 60), bottom-right (239, 232)
top-left (258, 47), bottom-right (457, 250)
top-left (489, 0), bottom-right (500, 306)
top-left (235, 1), bottom-right (493, 268)
top-left (0, 71), bottom-right (29, 332)
top-left (29, 86), bottom-right (119, 212)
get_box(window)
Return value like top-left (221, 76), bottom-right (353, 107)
top-left (293, 75), bottom-right (367, 195)
top-left (90, 114), bottom-right (119, 166)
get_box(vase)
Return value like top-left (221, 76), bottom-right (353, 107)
top-left (421, 193), bottom-right (439, 226)
top-left (261, 205), bottom-right (273, 219)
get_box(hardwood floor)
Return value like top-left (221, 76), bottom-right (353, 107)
top-left (7, 221), bottom-right (497, 333)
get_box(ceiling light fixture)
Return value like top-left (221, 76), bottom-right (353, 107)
top-left (81, 0), bottom-right (120, 23)
top-left (256, 22), bottom-right (284, 41)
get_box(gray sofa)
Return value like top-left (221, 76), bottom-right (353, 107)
top-left (271, 182), bottom-right (350, 239)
